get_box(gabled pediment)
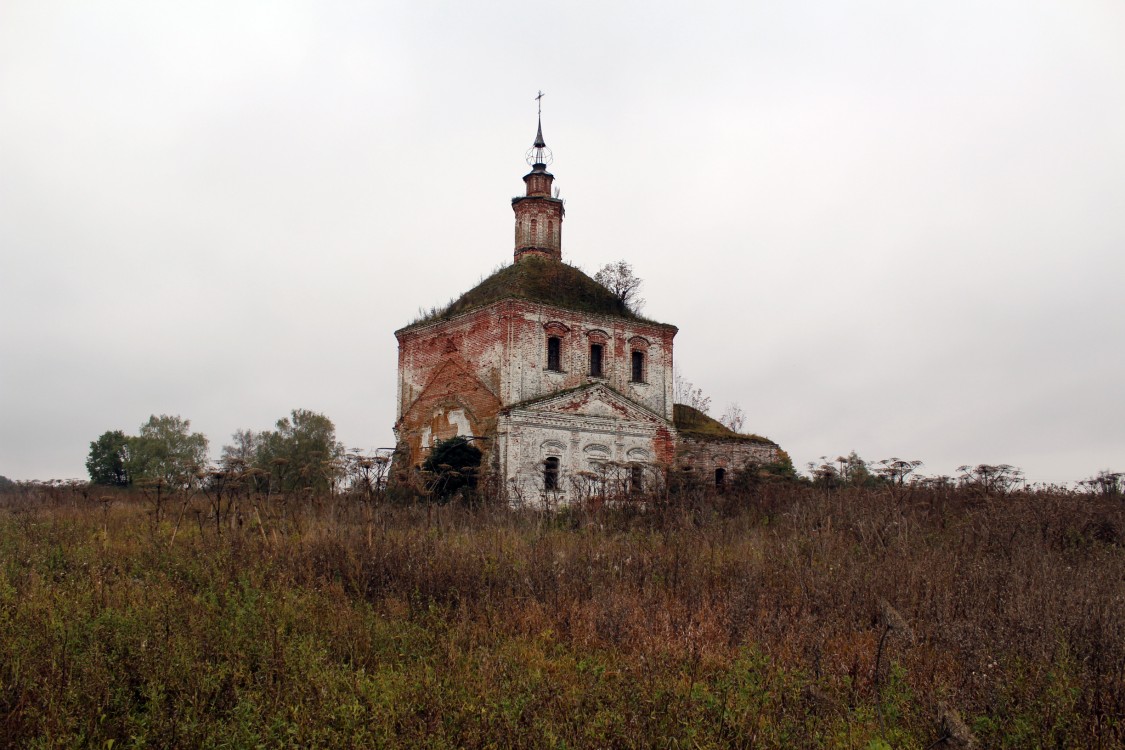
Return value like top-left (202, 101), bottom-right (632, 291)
top-left (399, 355), bottom-right (500, 425)
top-left (508, 383), bottom-right (668, 426)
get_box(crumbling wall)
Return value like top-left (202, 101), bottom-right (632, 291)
top-left (675, 436), bottom-right (779, 487)
top-left (394, 307), bottom-right (507, 468)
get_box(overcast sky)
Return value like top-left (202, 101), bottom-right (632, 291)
top-left (2, 0), bottom-right (1123, 485)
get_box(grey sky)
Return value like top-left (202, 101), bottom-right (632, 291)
top-left (2, 0), bottom-right (1123, 485)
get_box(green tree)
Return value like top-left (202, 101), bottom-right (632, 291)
top-left (127, 415), bottom-right (209, 488)
top-left (220, 428), bottom-right (259, 472)
top-left (0, 475), bottom-right (15, 492)
top-left (763, 451), bottom-right (799, 482)
top-left (255, 409), bottom-right (344, 493)
top-left (86, 429), bottom-right (131, 486)
top-left (422, 435), bottom-right (482, 502)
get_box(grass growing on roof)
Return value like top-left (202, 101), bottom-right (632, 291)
top-left (405, 256), bottom-right (665, 328)
top-left (674, 403), bottom-right (776, 444)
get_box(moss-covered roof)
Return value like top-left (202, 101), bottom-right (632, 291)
top-left (401, 256), bottom-right (670, 331)
top-left (673, 404), bottom-right (777, 445)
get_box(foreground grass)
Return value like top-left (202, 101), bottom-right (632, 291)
top-left (1, 484), bottom-right (1122, 748)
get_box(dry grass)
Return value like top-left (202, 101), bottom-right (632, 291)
top-left (0, 481), bottom-right (1122, 748)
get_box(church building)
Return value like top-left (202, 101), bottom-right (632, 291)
top-left (393, 110), bottom-right (779, 503)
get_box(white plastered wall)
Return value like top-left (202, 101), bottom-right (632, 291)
top-left (497, 409), bottom-right (664, 507)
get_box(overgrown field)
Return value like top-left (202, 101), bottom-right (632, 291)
top-left (1, 483), bottom-right (1122, 748)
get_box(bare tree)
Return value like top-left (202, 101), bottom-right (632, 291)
top-left (673, 371), bottom-right (711, 414)
top-left (220, 429), bottom-right (258, 472)
top-left (719, 402), bottom-right (745, 433)
top-left (594, 260), bottom-right (645, 312)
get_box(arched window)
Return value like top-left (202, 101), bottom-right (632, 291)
top-left (589, 343), bottom-right (604, 377)
top-left (530, 218), bottom-right (538, 245)
top-left (630, 465), bottom-right (643, 494)
top-left (547, 336), bottom-right (561, 371)
top-left (544, 456), bottom-right (560, 490)
top-left (715, 467), bottom-right (726, 489)
top-left (548, 219), bottom-right (555, 243)
top-left (631, 351), bottom-right (645, 382)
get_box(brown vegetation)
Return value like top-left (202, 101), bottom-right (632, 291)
top-left (0, 480), bottom-right (1122, 748)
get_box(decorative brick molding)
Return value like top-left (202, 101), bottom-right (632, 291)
top-left (585, 329), bottom-right (609, 345)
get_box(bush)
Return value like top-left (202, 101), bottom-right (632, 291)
top-left (421, 435), bottom-right (483, 502)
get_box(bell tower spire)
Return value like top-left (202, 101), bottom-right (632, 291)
top-left (513, 91), bottom-right (564, 263)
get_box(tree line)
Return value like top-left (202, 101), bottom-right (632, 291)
top-left (85, 409), bottom-right (360, 493)
top-left (79, 412), bottom-right (1121, 500)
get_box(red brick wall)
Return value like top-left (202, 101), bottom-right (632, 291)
top-left (395, 306), bottom-right (509, 467)
top-left (676, 436), bottom-right (779, 483)
top-left (395, 299), bottom-right (680, 478)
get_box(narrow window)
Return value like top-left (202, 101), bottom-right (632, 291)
top-left (530, 218), bottom-right (538, 245)
top-left (548, 220), bottom-right (555, 243)
top-left (630, 465), bottom-right (643, 494)
top-left (547, 336), bottom-right (561, 371)
top-left (715, 468), bottom-right (726, 489)
top-left (544, 457), bottom-right (560, 490)
top-left (631, 351), bottom-right (644, 382)
top-left (589, 343), bottom-right (603, 377)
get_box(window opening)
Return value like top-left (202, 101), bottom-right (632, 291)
top-left (630, 465), bottom-right (643, 494)
top-left (715, 467), bottom-right (726, 489)
top-left (544, 456), bottom-right (560, 490)
top-left (589, 343), bottom-right (604, 377)
top-left (631, 351), bottom-right (645, 382)
top-left (547, 336), bottom-right (561, 371)
top-left (530, 218), bottom-right (538, 244)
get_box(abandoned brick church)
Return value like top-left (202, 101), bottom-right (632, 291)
top-left (393, 112), bottom-right (779, 503)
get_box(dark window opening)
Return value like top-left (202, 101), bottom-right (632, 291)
top-left (631, 351), bottom-right (645, 382)
top-left (547, 336), bottom-right (561, 371)
top-left (590, 343), bottom-right (604, 377)
top-left (715, 468), bottom-right (726, 489)
top-left (544, 456), bottom-right (560, 490)
top-left (630, 465), bottom-right (643, 494)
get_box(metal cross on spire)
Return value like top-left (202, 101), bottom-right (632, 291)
top-left (526, 90), bottom-right (553, 166)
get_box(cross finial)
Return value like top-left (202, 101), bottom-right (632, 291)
top-left (527, 91), bottom-right (551, 163)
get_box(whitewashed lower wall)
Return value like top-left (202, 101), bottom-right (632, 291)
top-left (497, 409), bottom-right (665, 507)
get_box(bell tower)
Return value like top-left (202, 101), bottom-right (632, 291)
top-left (512, 92), bottom-right (565, 263)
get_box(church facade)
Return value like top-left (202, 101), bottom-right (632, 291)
top-left (393, 115), bottom-right (778, 504)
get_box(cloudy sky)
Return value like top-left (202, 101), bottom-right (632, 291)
top-left (2, 0), bottom-right (1123, 485)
